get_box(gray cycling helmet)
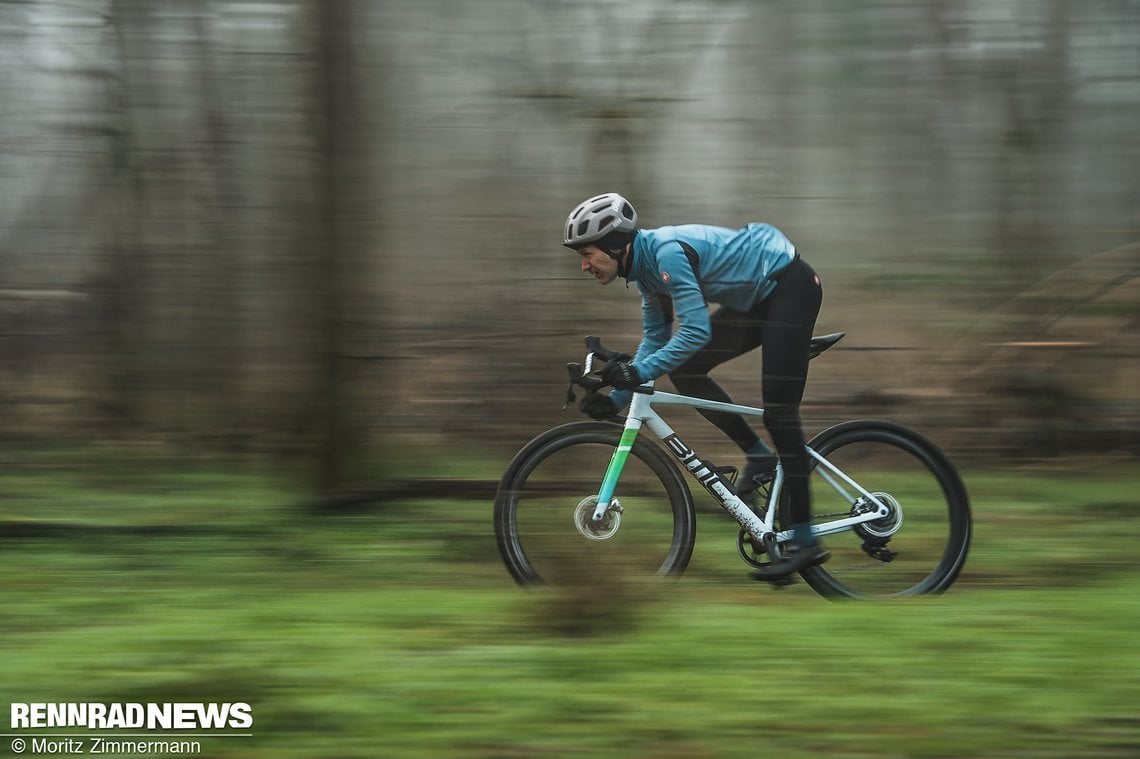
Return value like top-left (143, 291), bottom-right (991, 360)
top-left (562, 193), bottom-right (638, 249)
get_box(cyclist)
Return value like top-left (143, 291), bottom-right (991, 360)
top-left (563, 192), bottom-right (827, 580)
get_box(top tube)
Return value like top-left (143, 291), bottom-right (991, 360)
top-left (629, 385), bottom-right (766, 420)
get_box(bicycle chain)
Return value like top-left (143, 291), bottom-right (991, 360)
top-left (751, 506), bottom-right (851, 523)
top-left (749, 489), bottom-right (857, 523)
top-left (813, 511), bottom-right (853, 521)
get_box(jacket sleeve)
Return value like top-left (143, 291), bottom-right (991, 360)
top-left (630, 243), bottom-right (710, 381)
top-left (608, 288), bottom-right (673, 410)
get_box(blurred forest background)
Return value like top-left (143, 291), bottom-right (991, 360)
top-left (1, 0), bottom-right (1137, 495)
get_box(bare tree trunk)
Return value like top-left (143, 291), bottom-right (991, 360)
top-left (99, 0), bottom-right (151, 432)
top-left (992, 0), bottom-right (1072, 292)
top-left (192, 7), bottom-right (246, 448)
top-left (310, 0), bottom-right (379, 499)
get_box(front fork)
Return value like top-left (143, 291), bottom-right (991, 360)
top-left (592, 420), bottom-right (643, 522)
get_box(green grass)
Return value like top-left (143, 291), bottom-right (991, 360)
top-left (1, 450), bottom-right (1139, 758)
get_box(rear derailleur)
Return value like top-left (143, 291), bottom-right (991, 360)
top-left (860, 539), bottom-right (897, 563)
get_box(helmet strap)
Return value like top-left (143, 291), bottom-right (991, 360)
top-left (609, 243), bottom-right (632, 279)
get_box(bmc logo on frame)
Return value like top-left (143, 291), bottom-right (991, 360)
top-left (10, 702), bottom-right (253, 730)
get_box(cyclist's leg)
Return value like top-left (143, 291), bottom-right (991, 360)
top-left (668, 306), bottom-right (765, 452)
top-left (759, 259), bottom-right (822, 552)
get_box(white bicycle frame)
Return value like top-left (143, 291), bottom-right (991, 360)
top-left (590, 379), bottom-right (893, 544)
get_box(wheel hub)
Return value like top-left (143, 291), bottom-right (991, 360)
top-left (574, 496), bottom-right (623, 540)
top-left (854, 492), bottom-right (903, 539)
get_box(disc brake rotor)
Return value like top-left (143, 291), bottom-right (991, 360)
top-left (574, 495), bottom-right (623, 541)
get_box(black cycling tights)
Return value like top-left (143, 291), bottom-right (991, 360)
top-left (669, 257), bottom-right (822, 524)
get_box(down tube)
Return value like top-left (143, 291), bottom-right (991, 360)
top-left (596, 421), bottom-right (643, 507)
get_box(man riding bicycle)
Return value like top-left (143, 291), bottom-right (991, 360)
top-left (563, 192), bottom-right (828, 580)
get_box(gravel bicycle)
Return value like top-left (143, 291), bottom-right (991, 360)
top-left (494, 335), bottom-right (971, 599)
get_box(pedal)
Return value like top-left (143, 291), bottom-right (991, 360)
top-left (748, 533), bottom-right (797, 587)
top-left (749, 565), bottom-right (799, 587)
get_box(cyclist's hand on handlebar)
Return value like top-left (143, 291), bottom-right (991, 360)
top-left (579, 391), bottom-right (618, 420)
top-left (600, 360), bottom-right (641, 390)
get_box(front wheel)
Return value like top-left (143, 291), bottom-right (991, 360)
top-left (494, 421), bottom-right (697, 586)
top-left (784, 420), bottom-right (972, 598)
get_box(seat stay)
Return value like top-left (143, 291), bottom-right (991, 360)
top-left (808, 447), bottom-right (892, 515)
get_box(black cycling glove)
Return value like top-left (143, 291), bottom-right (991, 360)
top-left (579, 392), bottom-right (618, 420)
top-left (600, 360), bottom-right (641, 390)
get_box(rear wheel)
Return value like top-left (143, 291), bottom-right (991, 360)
top-left (783, 420), bottom-right (971, 598)
top-left (494, 421), bottom-right (697, 586)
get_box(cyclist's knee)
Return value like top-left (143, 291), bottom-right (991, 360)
top-left (765, 403), bottom-right (809, 477)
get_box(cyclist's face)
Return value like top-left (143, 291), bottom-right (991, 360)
top-left (577, 245), bottom-right (619, 284)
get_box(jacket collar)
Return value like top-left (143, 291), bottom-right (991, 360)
top-left (623, 231), bottom-right (647, 285)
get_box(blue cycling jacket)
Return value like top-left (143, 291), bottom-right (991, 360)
top-left (609, 223), bottom-right (797, 409)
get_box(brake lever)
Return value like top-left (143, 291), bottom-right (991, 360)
top-left (562, 354), bottom-right (601, 410)
top-left (563, 361), bottom-right (584, 410)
